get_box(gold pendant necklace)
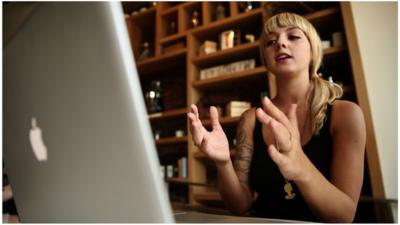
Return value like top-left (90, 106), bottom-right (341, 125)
top-left (284, 179), bottom-right (296, 200)
top-left (282, 102), bottom-right (309, 200)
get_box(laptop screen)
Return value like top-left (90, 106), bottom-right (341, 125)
top-left (3, 2), bottom-right (174, 222)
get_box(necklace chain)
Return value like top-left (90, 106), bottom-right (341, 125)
top-left (283, 99), bottom-right (310, 200)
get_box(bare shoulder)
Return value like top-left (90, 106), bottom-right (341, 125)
top-left (330, 100), bottom-right (365, 138)
top-left (239, 107), bottom-right (257, 129)
top-left (331, 100), bottom-right (364, 122)
top-left (236, 107), bottom-right (257, 146)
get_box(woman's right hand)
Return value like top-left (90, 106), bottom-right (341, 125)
top-left (187, 104), bottom-right (230, 165)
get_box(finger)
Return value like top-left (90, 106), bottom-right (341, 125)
top-left (188, 113), bottom-right (206, 132)
top-left (267, 144), bottom-right (287, 167)
top-left (261, 97), bottom-right (291, 127)
top-left (270, 119), bottom-right (291, 151)
top-left (255, 107), bottom-right (274, 126)
top-left (187, 112), bottom-right (206, 145)
top-left (191, 104), bottom-right (200, 119)
top-left (288, 104), bottom-right (298, 129)
top-left (209, 106), bottom-right (222, 130)
top-left (187, 112), bottom-right (199, 125)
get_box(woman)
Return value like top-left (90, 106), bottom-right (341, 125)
top-left (187, 12), bottom-right (366, 222)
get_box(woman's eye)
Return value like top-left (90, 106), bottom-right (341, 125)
top-left (288, 35), bottom-right (301, 40)
top-left (266, 40), bottom-right (276, 46)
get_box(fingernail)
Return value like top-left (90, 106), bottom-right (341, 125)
top-left (264, 96), bottom-right (270, 104)
top-left (256, 107), bottom-right (263, 114)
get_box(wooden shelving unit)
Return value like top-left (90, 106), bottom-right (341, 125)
top-left (159, 32), bottom-right (187, 45)
top-left (129, 7), bottom-right (156, 21)
top-left (323, 46), bottom-right (347, 56)
top-left (136, 48), bottom-right (187, 74)
top-left (192, 67), bottom-right (267, 90)
top-left (194, 191), bottom-right (221, 202)
top-left (123, 1), bottom-right (386, 221)
top-left (156, 136), bottom-right (188, 146)
top-left (192, 41), bottom-right (261, 68)
top-left (191, 7), bottom-right (263, 37)
top-left (149, 108), bottom-right (187, 121)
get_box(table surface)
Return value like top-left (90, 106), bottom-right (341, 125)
top-left (174, 211), bottom-right (308, 223)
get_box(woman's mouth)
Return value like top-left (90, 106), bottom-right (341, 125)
top-left (276, 53), bottom-right (292, 62)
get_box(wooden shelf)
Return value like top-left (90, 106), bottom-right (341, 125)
top-left (192, 67), bottom-right (267, 90)
top-left (192, 41), bottom-right (260, 67)
top-left (156, 136), bottom-right (188, 145)
top-left (305, 7), bottom-right (341, 31)
top-left (129, 7), bottom-right (156, 21)
top-left (304, 7), bottom-right (340, 22)
top-left (193, 191), bottom-right (222, 202)
top-left (136, 48), bottom-right (186, 74)
top-left (160, 5), bottom-right (179, 17)
top-left (201, 116), bottom-right (241, 127)
top-left (149, 108), bottom-right (187, 121)
top-left (160, 32), bottom-right (187, 45)
top-left (192, 8), bottom-right (263, 39)
top-left (181, 2), bottom-right (198, 9)
top-left (323, 46), bottom-right (347, 56)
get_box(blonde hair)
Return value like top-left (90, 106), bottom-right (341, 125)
top-left (260, 12), bottom-right (343, 135)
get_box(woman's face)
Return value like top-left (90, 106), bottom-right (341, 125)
top-left (263, 26), bottom-right (311, 76)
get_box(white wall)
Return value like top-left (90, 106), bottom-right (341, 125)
top-left (350, 2), bottom-right (397, 220)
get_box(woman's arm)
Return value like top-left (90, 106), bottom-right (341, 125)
top-left (218, 108), bottom-right (256, 215)
top-left (256, 97), bottom-right (366, 222)
top-left (187, 105), bottom-right (256, 215)
top-left (295, 100), bottom-right (366, 222)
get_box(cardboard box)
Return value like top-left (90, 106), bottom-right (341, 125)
top-left (199, 40), bottom-right (217, 55)
top-left (226, 107), bottom-right (249, 117)
top-left (220, 30), bottom-right (234, 50)
top-left (227, 101), bottom-right (251, 108)
top-left (226, 101), bottom-right (251, 117)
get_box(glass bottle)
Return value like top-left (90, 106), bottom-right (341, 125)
top-left (215, 3), bottom-right (226, 21)
top-left (145, 80), bottom-right (164, 113)
top-left (191, 10), bottom-right (200, 28)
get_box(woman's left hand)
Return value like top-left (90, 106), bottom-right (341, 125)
top-left (255, 97), bottom-right (312, 182)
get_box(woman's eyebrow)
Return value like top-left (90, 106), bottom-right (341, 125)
top-left (267, 26), bottom-right (300, 36)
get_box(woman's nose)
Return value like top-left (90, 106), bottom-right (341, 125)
top-left (275, 37), bottom-right (287, 49)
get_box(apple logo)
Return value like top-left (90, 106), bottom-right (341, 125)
top-left (29, 117), bottom-right (48, 162)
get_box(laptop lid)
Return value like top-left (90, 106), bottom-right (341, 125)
top-left (3, 2), bottom-right (174, 222)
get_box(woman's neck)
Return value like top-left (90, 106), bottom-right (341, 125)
top-left (273, 70), bottom-right (311, 108)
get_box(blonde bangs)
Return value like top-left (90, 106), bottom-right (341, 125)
top-left (264, 13), bottom-right (311, 36)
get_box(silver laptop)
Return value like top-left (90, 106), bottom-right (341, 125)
top-left (3, 2), bottom-right (174, 223)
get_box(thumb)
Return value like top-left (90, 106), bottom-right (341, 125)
top-left (267, 144), bottom-right (287, 167)
top-left (209, 106), bottom-right (221, 130)
top-left (288, 104), bottom-right (298, 129)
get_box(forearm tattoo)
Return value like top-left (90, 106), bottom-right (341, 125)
top-left (234, 119), bottom-right (254, 183)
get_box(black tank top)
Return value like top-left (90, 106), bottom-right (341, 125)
top-left (248, 104), bottom-right (333, 222)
